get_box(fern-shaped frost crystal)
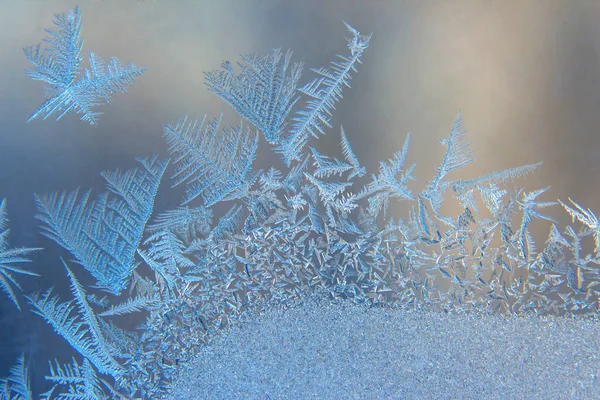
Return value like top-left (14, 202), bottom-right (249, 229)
top-left (275, 22), bottom-right (372, 165)
top-left (560, 198), bottom-right (600, 254)
top-left (27, 260), bottom-right (123, 380)
top-left (35, 156), bottom-right (168, 294)
top-left (147, 206), bottom-right (213, 240)
top-left (517, 187), bottom-right (557, 259)
top-left (340, 125), bottom-right (366, 180)
top-left (44, 358), bottom-right (117, 399)
top-left (24, 6), bottom-right (146, 125)
top-left (163, 114), bottom-right (259, 206)
top-left (356, 133), bottom-right (415, 217)
top-left (452, 162), bottom-right (542, 195)
top-left (0, 199), bottom-right (41, 311)
top-left (0, 354), bottom-right (33, 400)
top-left (205, 49), bottom-right (303, 144)
top-left (421, 112), bottom-right (474, 213)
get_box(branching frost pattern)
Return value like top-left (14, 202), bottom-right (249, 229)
top-left (3, 6), bottom-right (600, 400)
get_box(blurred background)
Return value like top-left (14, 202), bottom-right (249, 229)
top-left (1, 0), bottom-right (600, 394)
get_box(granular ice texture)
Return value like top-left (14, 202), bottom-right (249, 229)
top-left (166, 295), bottom-right (600, 399)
